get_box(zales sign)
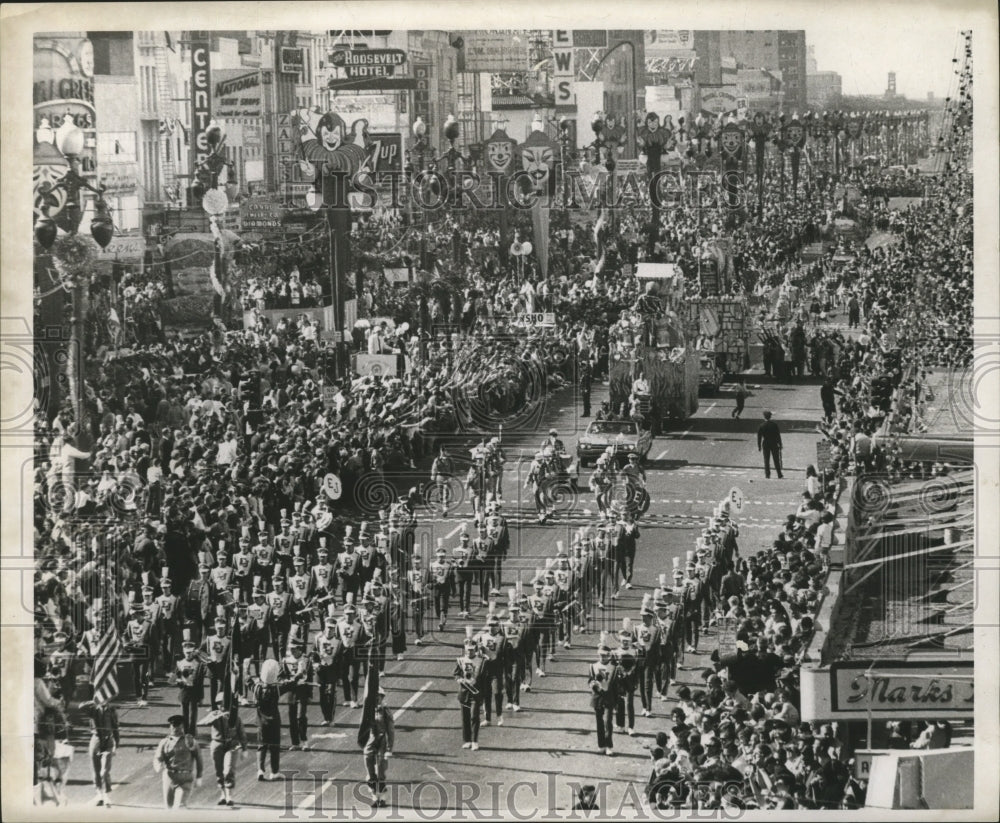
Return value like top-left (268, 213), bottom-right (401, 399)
top-left (828, 661), bottom-right (973, 718)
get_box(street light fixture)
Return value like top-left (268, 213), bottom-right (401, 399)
top-left (34, 117), bottom-right (113, 251)
top-left (33, 116), bottom-right (116, 447)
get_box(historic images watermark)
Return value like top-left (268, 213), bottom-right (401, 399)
top-left (313, 168), bottom-right (745, 215)
top-left (274, 772), bottom-right (750, 819)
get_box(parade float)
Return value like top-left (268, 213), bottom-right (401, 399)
top-left (608, 263), bottom-right (700, 430)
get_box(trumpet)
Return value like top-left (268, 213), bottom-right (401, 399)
top-left (458, 678), bottom-right (480, 696)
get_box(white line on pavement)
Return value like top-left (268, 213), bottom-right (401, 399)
top-left (445, 523), bottom-right (464, 539)
top-left (394, 680), bottom-right (432, 721)
top-left (655, 449), bottom-right (670, 460)
top-left (706, 403), bottom-right (717, 413)
top-left (297, 764), bottom-right (349, 812)
top-left (297, 681), bottom-right (431, 812)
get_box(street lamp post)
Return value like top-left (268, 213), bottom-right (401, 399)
top-left (34, 117), bottom-right (115, 443)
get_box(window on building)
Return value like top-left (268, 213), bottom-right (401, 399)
top-left (97, 132), bottom-right (137, 165)
top-left (111, 195), bottom-right (141, 232)
top-left (141, 121), bottom-right (161, 201)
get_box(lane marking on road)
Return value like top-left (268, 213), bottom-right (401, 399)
top-left (394, 680), bottom-right (432, 721)
top-left (296, 681), bottom-right (432, 811)
top-left (445, 523), bottom-right (464, 539)
top-left (297, 764), bottom-right (349, 812)
top-left (706, 403), bottom-right (717, 413)
top-left (655, 449), bottom-right (670, 460)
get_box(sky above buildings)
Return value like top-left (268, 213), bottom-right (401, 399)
top-left (809, 26), bottom-right (964, 99)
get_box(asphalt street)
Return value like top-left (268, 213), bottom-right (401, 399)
top-left (57, 375), bottom-right (826, 816)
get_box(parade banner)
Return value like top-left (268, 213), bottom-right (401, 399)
top-left (719, 121), bottom-right (745, 209)
top-left (486, 127), bottom-right (518, 266)
top-left (785, 116), bottom-right (807, 201)
top-left (750, 113), bottom-right (770, 213)
top-left (519, 125), bottom-right (557, 278)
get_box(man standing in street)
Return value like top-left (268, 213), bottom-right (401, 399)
top-left (732, 379), bottom-right (749, 419)
top-left (579, 358), bottom-right (592, 418)
top-left (199, 694), bottom-right (248, 806)
top-left (79, 697), bottom-right (120, 807)
top-left (820, 378), bottom-right (837, 423)
top-left (757, 410), bottom-right (784, 479)
top-left (361, 687), bottom-right (395, 806)
top-left (153, 714), bottom-right (203, 809)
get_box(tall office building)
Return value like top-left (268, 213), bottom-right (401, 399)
top-left (715, 30), bottom-right (808, 111)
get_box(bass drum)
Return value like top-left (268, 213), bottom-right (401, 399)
top-left (608, 480), bottom-right (651, 519)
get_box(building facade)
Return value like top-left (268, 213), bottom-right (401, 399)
top-left (807, 70), bottom-right (843, 109)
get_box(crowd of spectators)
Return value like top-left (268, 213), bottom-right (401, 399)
top-left (30, 97), bottom-right (971, 810)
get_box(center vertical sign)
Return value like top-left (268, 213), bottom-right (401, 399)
top-left (190, 40), bottom-right (212, 170)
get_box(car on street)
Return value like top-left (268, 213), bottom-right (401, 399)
top-left (699, 354), bottom-right (723, 395)
top-left (576, 420), bottom-right (652, 467)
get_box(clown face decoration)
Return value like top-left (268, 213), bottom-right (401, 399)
top-left (488, 140), bottom-right (513, 173)
top-left (318, 112), bottom-right (346, 152)
top-left (520, 143), bottom-right (555, 191)
top-left (785, 122), bottom-right (806, 149)
top-left (720, 124), bottom-right (745, 162)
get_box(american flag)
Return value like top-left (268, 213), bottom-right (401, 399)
top-left (91, 597), bottom-right (122, 704)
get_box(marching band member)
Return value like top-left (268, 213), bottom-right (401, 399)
top-left (526, 450), bottom-right (550, 523)
top-left (311, 540), bottom-right (335, 603)
top-left (175, 628), bottom-right (207, 735)
top-left (553, 545), bottom-right (575, 649)
top-left (235, 601), bottom-right (258, 696)
top-left (454, 627), bottom-right (485, 751)
top-left (211, 544), bottom-right (234, 594)
top-left (502, 588), bottom-right (528, 712)
top-left (156, 568), bottom-right (180, 676)
top-left (337, 595), bottom-right (364, 706)
top-left (683, 552), bottom-right (704, 653)
top-left (588, 633), bottom-right (620, 756)
top-left (614, 619), bottom-right (639, 736)
top-left (247, 577), bottom-right (270, 673)
top-left (526, 568), bottom-right (553, 680)
top-left (384, 569), bottom-right (407, 664)
top-left (288, 549), bottom-right (313, 633)
top-left (636, 594), bottom-right (661, 717)
top-left (335, 527), bottom-right (361, 603)
top-left (252, 527), bottom-right (276, 590)
top-left (472, 522), bottom-right (493, 607)
top-left (407, 550), bottom-right (431, 645)
top-left (266, 572), bottom-right (292, 662)
top-left (540, 564), bottom-right (560, 662)
top-left (202, 607), bottom-right (231, 710)
top-left (430, 540), bottom-right (453, 631)
top-left (250, 659), bottom-right (293, 781)
top-left (281, 630), bottom-right (313, 751)
top-left (124, 594), bottom-right (152, 706)
top-left (453, 527), bottom-right (475, 619)
top-left (232, 534), bottom-right (254, 604)
top-left (475, 605), bottom-right (508, 727)
top-left (313, 604), bottom-right (342, 726)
